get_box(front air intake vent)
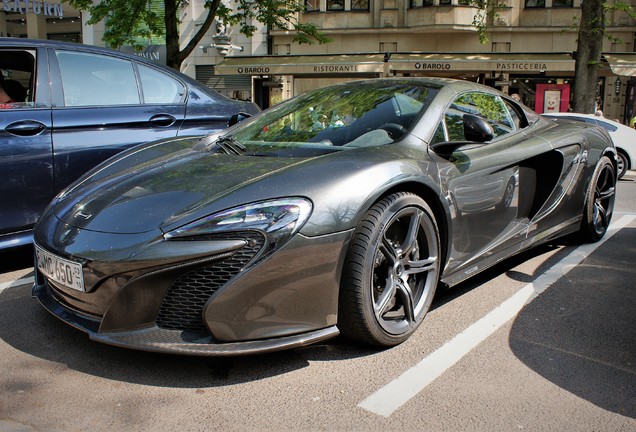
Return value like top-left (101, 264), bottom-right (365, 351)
top-left (156, 232), bottom-right (264, 331)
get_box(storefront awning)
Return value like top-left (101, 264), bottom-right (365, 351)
top-left (603, 54), bottom-right (636, 77)
top-left (215, 54), bottom-right (386, 75)
top-left (387, 53), bottom-right (575, 73)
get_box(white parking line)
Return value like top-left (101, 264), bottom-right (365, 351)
top-left (0, 276), bottom-right (35, 294)
top-left (358, 214), bottom-right (636, 417)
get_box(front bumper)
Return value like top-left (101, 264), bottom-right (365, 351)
top-left (31, 228), bottom-right (351, 355)
top-left (32, 280), bottom-right (339, 356)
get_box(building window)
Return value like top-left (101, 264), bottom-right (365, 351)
top-left (439, 0), bottom-right (451, 5)
top-left (380, 42), bottom-right (398, 52)
top-left (525, 0), bottom-right (545, 7)
top-left (492, 42), bottom-right (511, 52)
top-left (275, 44), bottom-right (291, 55)
top-left (410, 0), bottom-right (423, 7)
top-left (327, 0), bottom-right (344, 10)
top-left (552, 0), bottom-right (573, 7)
top-left (351, 0), bottom-right (370, 10)
top-left (305, 0), bottom-right (320, 12)
top-left (458, 0), bottom-right (471, 5)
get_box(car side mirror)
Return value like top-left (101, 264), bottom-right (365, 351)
top-left (228, 112), bottom-right (251, 127)
top-left (463, 114), bottom-right (494, 143)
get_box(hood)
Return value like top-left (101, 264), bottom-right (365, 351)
top-left (52, 137), bottom-right (310, 234)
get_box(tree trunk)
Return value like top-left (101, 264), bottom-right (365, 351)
top-left (573, 0), bottom-right (604, 114)
top-left (165, 0), bottom-right (221, 71)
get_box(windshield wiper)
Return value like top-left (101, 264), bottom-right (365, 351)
top-left (211, 136), bottom-right (246, 155)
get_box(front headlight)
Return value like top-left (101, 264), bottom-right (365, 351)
top-left (164, 198), bottom-right (313, 251)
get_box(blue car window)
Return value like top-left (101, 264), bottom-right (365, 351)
top-left (56, 51), bottom-right (140, 107)
top-left (138, 64), bottom-right (185, 104)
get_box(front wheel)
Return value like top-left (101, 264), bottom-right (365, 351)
top-left (577, 156), bottom-right (616, 243)
top-left (338, 193), bottom-right (441, 347)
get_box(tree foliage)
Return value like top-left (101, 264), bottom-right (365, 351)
top-left (66, 0), bottom-right (330, 70)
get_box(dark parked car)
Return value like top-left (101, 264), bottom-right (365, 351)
top-left (0, 38), bottom-right (259, 250)
top-left (33, 78), bottom-right (617, 356)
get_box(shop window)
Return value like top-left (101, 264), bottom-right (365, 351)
top-left (525, 0), bottom-right (545, 8)
top-left (423, 0), bottom-right (434, 5)
top-left (305, 0), bottom-right (320, 12)
top-left (351, 0), bottom-right (370, 10)
top-left (410, 0), bottom-right (423, 7)
top-left (327, 0), bottom-right (344, 10)
top-left (552, 0), bottom-right (573, 7)
top-left (440, 0), bottom-right (451, 5)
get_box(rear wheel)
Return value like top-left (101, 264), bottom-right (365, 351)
top-left (617, 150), bottom-right (628, 179)
top-left (577, 156), bottom-right (616, 243)
top-left (339, 193), bottom-right (440, 346)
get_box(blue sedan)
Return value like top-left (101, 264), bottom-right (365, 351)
top-left (0, 38), bottom-right (259, 250)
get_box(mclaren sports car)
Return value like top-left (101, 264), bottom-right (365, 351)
top-left (32, 78), bottom-right (617, 356)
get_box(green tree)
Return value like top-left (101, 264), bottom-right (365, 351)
top-left (67, 0), bottom-right (330, 70)
top-left (473, 1), bottom-right (634, 113)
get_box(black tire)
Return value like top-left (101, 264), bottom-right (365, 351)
top-left (617, 150), bottom-right (628, 179)
top-left (338, 193), bottom-right (441, 347)
top-left (577, 156), bottom-right (616, 243)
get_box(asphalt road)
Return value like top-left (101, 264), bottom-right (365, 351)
top-left (1, 173), bottom-right (635, 432)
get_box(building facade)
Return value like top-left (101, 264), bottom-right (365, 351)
top-left (215, 0), bottom-right (636, 121)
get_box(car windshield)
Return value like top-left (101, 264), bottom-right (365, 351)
top-left (229, 80), bottom-right (440, 153)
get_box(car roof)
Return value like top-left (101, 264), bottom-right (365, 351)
top-left (0, 37), bottom-right (157, 65)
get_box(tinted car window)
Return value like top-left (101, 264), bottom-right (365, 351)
top-left (138, 64), bottom-right (185, 104)
top-left (56, 51), bottom-right (140, 106)
top-left (445, 92), bottom-right (515, 141)
top-left (0, 49), bottom-right (36, 108)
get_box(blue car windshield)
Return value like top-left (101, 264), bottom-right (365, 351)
top-left (231, 81), bottom-right (440, 150)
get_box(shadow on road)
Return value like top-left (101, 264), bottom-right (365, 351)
top-left (0, 244), bottom-right (34, 273)
top-left (0, 282), bottom-right (377, 389)
top-left (509, 227), bottom-right (636, 418)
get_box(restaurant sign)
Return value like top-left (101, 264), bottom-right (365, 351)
top-left (391, 54), bottom-right (575, 73)
top-left (3, 0), bottom-right (64, 18)
top-left (411, 61), bottom-right (551, 72)
top-left (231, 63), bottom-right (372, 75)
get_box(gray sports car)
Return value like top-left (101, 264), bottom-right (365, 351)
top-left (32, 78), bottom-right (617, 356)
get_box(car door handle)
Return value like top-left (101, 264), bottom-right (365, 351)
top-left (5, 120), bottom-right (47, 136)
top-left (149, 114), bottom-right (177, 127)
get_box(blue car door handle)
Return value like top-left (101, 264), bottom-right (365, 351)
top-left (149, 114), bottom-right (177, 127)
top-left (5, 120), bottom-right (47, 136)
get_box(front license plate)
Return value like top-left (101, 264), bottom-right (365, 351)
top-left (35, 245), bottom-right (84, 292)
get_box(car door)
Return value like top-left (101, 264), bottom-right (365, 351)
top-left (0, 46), bottom-right (54, 246)
top-left (432, 91), bottom-right (553, 283)
top-left (49, 48), bottom-right (187, 193)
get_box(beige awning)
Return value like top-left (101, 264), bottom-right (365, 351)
top-left (215, 54), bottom-right (386, 75)
top-left (388, 53), bottom-right (575, 73)
top-left (603, 53), bottom-right (636, 76)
